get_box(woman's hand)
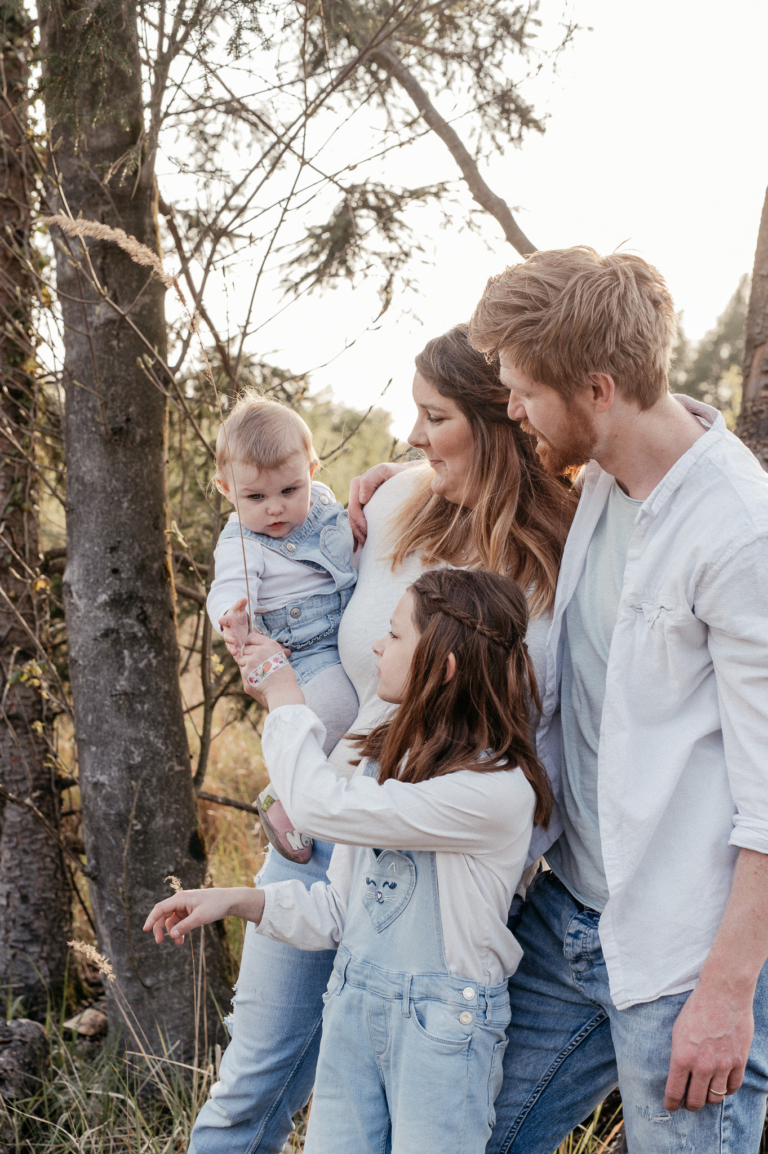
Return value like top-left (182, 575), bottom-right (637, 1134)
top-left (144, 886), bottom-right (265, 946)
top-left (348, 462), bottom-right (412, 545)
top-left (238, 632), bottom-right (305, 709)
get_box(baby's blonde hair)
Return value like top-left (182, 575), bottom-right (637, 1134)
top-left (215, 391), bottom-right (318, 479)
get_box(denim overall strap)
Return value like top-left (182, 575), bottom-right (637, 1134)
top-left (219, 482), bottom-right (356, 593)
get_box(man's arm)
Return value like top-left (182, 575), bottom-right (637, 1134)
top-left (665, 847), bottom-right (768, 1110)
top-left (667, 534), bottom-right (768, 1110)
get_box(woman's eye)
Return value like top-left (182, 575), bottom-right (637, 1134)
top-left (426, 416), bottom-right (444, 425)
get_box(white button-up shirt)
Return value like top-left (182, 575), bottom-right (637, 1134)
top-left (534, 396), bottom-right (768, 1010)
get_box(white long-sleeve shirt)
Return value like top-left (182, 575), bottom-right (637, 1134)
top-left (537, 396), bottom-right (768, 1010)
top-left (255, 705), bottom-right (537, 986)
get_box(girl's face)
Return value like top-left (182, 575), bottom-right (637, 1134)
top-left (408, 373), bottom-right (476, 506)
top-left (372, 591), bottom-right (422, 704)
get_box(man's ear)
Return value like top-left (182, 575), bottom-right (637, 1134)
top-left (589, 372), bottom-right (616, 414)
top-left (443, 652), bottom-right (457, 685)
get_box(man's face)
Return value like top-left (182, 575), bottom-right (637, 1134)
top-left (498, 352), bottom-right (598, 475)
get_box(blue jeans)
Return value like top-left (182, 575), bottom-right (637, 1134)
top-left (189, 841), bottom-right (337, 1154)
top-left (489, 871), bottom-right (768, 1153)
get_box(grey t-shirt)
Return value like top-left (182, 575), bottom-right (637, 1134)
top-left (546, 480), bottom-right (643, 910)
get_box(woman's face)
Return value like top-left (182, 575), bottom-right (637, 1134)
top-left (372, 591), bottom-right (421, 704)
top-left (408, 372), bottom-right (476, 506)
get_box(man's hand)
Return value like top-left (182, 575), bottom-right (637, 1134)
top-left (144, 886), bottom-right (265, 945)
top-left (664, 848), bottom-right (768, 1110)
top-left (348, 462), bottom-right (413, 545)
top-left (219, 597), bottom-right (250, 657)
top-left (664, 980), bottom-right (754, 1110)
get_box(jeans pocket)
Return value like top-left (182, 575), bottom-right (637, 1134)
top-left (410, 999), bottom-right (472, 1049)
top-left (487, 1037), bottom-right (508, 1126)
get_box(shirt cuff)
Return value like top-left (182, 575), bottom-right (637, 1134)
top-left (729, 818), bottom-right (768, 856)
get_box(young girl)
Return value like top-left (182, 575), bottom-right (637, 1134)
top-left (208, 390), bottom-right (359, 862)
top-left (145, 568), bottom-right (552, 1153)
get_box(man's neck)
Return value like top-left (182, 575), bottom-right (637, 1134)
top-left (594, 394), bottom-right (708, 501)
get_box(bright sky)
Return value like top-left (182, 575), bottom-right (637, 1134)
top-left (200, 0), bottom-right (768, 440)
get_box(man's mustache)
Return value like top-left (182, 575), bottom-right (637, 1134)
top-left (520, 419), bottom-right (548, 445)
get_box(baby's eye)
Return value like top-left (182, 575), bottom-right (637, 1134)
top-left (248, 493), bottom-right (264, 501)
top-left (281, 487), bottom-right (295, 495)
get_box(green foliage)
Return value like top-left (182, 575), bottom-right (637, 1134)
top-left (307, 0), bottom-right (550, 155)
top-left (670, 275), bottom-right (749, 431)
top-left (287, 181), bottom-right (448, 309)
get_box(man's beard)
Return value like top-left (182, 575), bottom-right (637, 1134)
top-left (521, 406), bottom-right (597, 476)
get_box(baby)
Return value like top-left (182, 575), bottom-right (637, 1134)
top-left (208, 391), bottom-right (359, 864)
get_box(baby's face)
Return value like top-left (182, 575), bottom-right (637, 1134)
top-left (218, 452), bottom-right (314, 537)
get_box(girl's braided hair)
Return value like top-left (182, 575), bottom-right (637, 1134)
top-left (353, 568), bottom-right (553, 827)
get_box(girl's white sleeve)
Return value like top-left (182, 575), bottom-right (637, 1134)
top-left (255, 843), bottom-right (355, 950)
top-left (206, 532), bottom-right (264, 631)
top-left (261, 705), bottom-right (535, 855)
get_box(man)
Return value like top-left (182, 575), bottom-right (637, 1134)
top-left (350, 246), bottom-right (768, 1151)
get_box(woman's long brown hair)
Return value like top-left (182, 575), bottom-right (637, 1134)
top-left (354, 569), bottom-right (553, 827)
top-left (391, 324), bottom-right (576, 616)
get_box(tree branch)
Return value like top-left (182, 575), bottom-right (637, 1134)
top-left (370, 45), bottom-right (536, 257)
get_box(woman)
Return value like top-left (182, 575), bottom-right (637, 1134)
top-left (189, 324), bottom-right (575, 1154)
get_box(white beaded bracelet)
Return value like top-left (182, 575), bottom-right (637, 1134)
top-left (246, 652), bottom-right (289, 688)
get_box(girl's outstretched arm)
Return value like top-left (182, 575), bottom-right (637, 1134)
top-left (144, 887), bottom-right (265, 946)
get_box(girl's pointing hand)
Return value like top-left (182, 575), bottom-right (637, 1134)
top-left (144, 887), bottom-right (265, 945)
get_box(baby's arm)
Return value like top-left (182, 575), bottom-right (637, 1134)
top-left (207, 534), bottom-right (264, 649)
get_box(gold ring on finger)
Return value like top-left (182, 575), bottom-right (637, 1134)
top-left (709, 1087), bottom-right (728, 1096)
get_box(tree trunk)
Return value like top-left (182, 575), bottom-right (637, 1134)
top-left (736, 186), bottom-right (768, 467)
top-left (39, 0), bottom-right (230, 1055)
top-left (0, 0), bottom-right (71, 1014)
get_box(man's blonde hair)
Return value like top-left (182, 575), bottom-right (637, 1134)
top-left (469, 247), bottom-right (677, 410)
top-left (215, 391), bottom-right (318, 478)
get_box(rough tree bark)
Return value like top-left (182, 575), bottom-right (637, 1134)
top-left (370, 44), bottom-right (537, 257)
top-left (38, 0), bottom-right (230, 1053)
top-left (736, 186), bottom-right (768, 468)
top-left (0, 0), bottom-right (71, 1013)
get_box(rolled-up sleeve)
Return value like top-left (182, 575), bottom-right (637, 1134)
top-left (261, 705), bottom-right (534, 855)
top-left (698, 536), bottom-right (768, 854)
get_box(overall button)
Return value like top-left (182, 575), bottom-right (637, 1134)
top-left (319, 495), bottom-right (329, 504)
top-left (462, 987), bottom-right (475, 1001)
top-left (286, 542), bottom-right (296, 552)
top-left (459, 1012), bottom-right (473, 1025)
top-left (290, 607), bottom-right (301, 619)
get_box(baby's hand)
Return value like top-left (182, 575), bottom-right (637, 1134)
top-left (219, 598), bottom-right (250, 656)
top-left (144, 886), bottom-right (265, 945)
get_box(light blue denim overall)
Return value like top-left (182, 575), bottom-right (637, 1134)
top-left (219, 482), bottom-right (357, 687)
top-left (188, 485), bottom-right (358, 1154)
top-left (305, 769), bottom-right (512, 1154)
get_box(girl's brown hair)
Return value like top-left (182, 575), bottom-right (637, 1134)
top-left (354, 568), bottom-right (553, 827)
top-left (391, 324), bottom-right (576, 616)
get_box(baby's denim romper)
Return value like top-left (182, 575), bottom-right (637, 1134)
top-left (304, 762), bottom-right (513, 1154)
top-left (218, 483), bottom-right (356, 687)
